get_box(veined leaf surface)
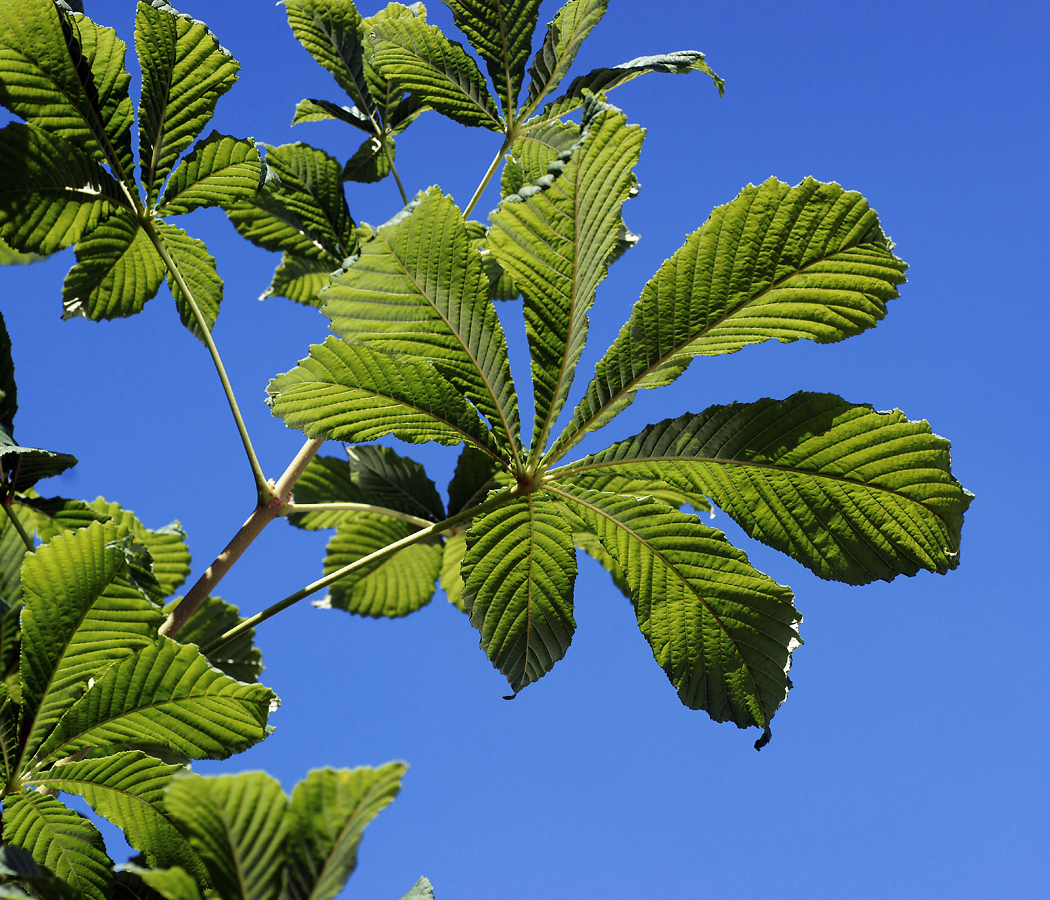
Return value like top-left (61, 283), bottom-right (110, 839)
top-left (284, 764), bottom-right (405, 900)
top-left (0, 123), bottom-right (122, 256)
top-left (31, 637), bottom-right (276, 767)
top-left (552, 485), bottom-right (800, 728)
top-left (260, 252), bottom-right (332, 307)
top-left (156, 223), bottom-right (222, 341)
top-left (28, 751), bottom-right (206, 884)
top-left (167, 595), bottom-right (263, 684)
top-left (489, 94), bottom-right (643, 455)
top-left (561, 393), bottom-right (971, 584)
top-left (499, 118), bottom-right (579, 197)
top-left (165, 772), bottom-right (288, 900)
top-left (157, 132), bottom-right (266, 217)
top-left (268, 337), bottom-right (502, 459)
top-left (136, 0), bottom-right (240, 205)
top-left (323, 188), bottom-right (521, 459)
top-left (19, 520), bottom-right (164, 765)
top-left (61, 213), bottom-right (165, 322)
top-left (551, 177), bottom-right (909, 459)
top-left (462, 491), bottom-right (577, 694)
top-left (319, 516), bottom-right (441, 618)
top-left (521, 0), bottom-right (607, 117)
top-left (2, 792), bottom-right (112, 900)
top-left (371, 15), bottom-right (502, 130)
top-left (441, 0), bottom-right (541, 117)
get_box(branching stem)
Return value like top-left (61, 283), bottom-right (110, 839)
top-left (464, 135), bottom-right (513, 219)
top-left (141, 218), bottom-right (271, 505)
top-left (202, 485), bottom-right (520, 653)
top-left (160, 437), bottom-right (324, 638)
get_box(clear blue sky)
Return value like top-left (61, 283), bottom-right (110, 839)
top-left (4, 1), bottom-right (1049, 897)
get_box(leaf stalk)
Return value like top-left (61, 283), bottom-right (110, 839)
top-left (1, 500), bottom-right (35, 553)
top-left (464, 135), bottom-right (513, 219)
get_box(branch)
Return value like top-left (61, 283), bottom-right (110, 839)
top-left (159, 437), bottom-right (324, 638)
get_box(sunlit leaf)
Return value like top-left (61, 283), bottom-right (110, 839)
top-left (551, 177), bottom-right (909, 460)
top-left (156, 223), bottom-right (223, 342)
top-left (260, 253), bottom-right (332, 307)
top-left (552, 484), bottom-right (799, 728)
top-left (439, 533), bottom-right (467, 612)
top-left (136, 0), bottom-right (240, 204)
top-left (462, 491), bottom-right (576, 694)
top-left (521, 0), bottom-right (607, 116)
top-left (157, 132), bottom-right (266, 217)
top-left (499, 118), bottom-right (578, 197)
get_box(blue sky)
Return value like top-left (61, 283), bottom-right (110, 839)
top-left (3, 0), bottom-right (1049, 897)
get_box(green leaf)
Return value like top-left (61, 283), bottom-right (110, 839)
top-left (284, 764), bottom-right (405, 900)
top-left (226, 143), bottom-right (353, 263)
top-left (136, 0), bottom-right (240, 205)
top-left (439, 533), bottom-right (468, 612)
top-left (521, 0), bottom-right (607, 116)
top-left (397, 878), bottom-right (434, 900)
top-left (167, 595), bottom-right (263, 684)
top-left (0, 1), bottom-right (135, 181)
top-left (318, 516), bottom-right (441, 618)
top-left (441, 0), bottom-right (541, 117)
top-left (156, 222), bottom-right (223, 341)
top-left (156, 132), bottom-right (266, 217)
top-left (341, 134), bottom-right (393, 184)
top-left (499, 118), bottom-right (579, 197)
top-left (120, 865), bottom-right (201, 900)
top-left (563, 392), bottom-right (971, 585)
top-left (465, 220), bottom-right (517, 301)
top-left (282, 0), bottom-right (374, 119)
top-left (28, 751), bottom-right (206, 885)
top-left (371, 15), bottom-right (503, 130)
top-left (488, 94), bottom-right (643, 455)
top-left (0, 440), bottom-right (78, 495)
top-left (0, 312), bottom-right (16, 434)
top-left (322, 188), bottom-right (521, 456)
top-left (31, 637), bottom-right (276, 767)
top-left (23, 496), bottom-right (110, 543)
top-left (447, 444), bottom-right (502, 515)
top-left (532, 50), bottom-right (724, 125)
top-left (164, 772), bottom-right (287, 900)
top-left (267, 337), bottom-right (502, 458)
top-left (0, 123), bottom-right (122, 255)
top-left (19, 520), bottom-right (165, 765)
top-left (0, 683), bottom-right (18, 783)
top-left (2, 792), bottom-right (113, 900)
top-left (0, 501), bottom-right (37, 608)
top-left (462, 492), bottom-right (577, 695)
top-left (260, 253), bottom-right (332, 307)
top-left (61, 213), bottom-right (165, 322)
top-left (285, 455), bottom-right (365, 531)
top-left (0, 235), bottom-right (46, 264)
top-left (291, 98), bottom-right (371, 131)
top-left (344, 445), bottom-right (445, 520)
top-left (552, 484), bottom-right (800, 728)
top-left (551, 177), bottom-right (910, 460)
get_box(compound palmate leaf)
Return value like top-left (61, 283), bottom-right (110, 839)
top-left (550, 176), bottom-right (909, 459)
top-left (322, 187), bottom-right (522, 462)
top-left (462, 491), bottom-right (577, 695)
top-left (560, 392), bottom-right (971, 585)
top-left (551, 484), bottom-right (800, 730)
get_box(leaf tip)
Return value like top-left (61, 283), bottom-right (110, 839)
top-left (753, 725), bottom-right (772, 751)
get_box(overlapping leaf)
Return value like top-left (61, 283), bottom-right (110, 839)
top-left (28, 751), bottom-right (206, 884)
top-left (563, 392), bottom-right (970, 585)
top-left (164, 772), bottom-right (287, 900)
top-left (552, 485), bottom-right (800, 728)
top-left (531, 50), bottom-right (724, 126)
top-left (167, 595), bottom-right (263, 684)
top-left (226, 143), bottom-right (353, 264)
top-left (441, 0), bottom-right (541, 117)
top-left (260, 253), bottom-right (332, 307)
top-left (284, 764), bottom-right (405, 900)
top-left (551, 177), bottom-right (910, 459)
top-left (318, 515), bottom-right (441, 618)
top-left (2, 792), bottom-right (113, 900)
top-left (19, 520), bottom-right (164, 764)
top-left (136, 0), bottom-right (240, 204)
top-left (61, 213), bottom-right (165, 322)
top-left (462, 492), bottom-right (576, 694)
top-left (521, 0), bottom-right (607, 116)
top-left (488, 94), bottom-right (643, 454)
top-left (31, 637), bottom-right (276, 767)
top-left (157, 132), bottom-right (266, 217)
top-left (322, 188), bottom-right (521, 458)
top-left (0, 124), bottom-right (122, 256)
top-left (268, 337), bottom-right (502, 457)
top-left (499, 118), bottom-right (579, 197)
top-left (371, 15), bottom-right (502, 130)
top-left (0, 0), bottom-right (134, 179)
